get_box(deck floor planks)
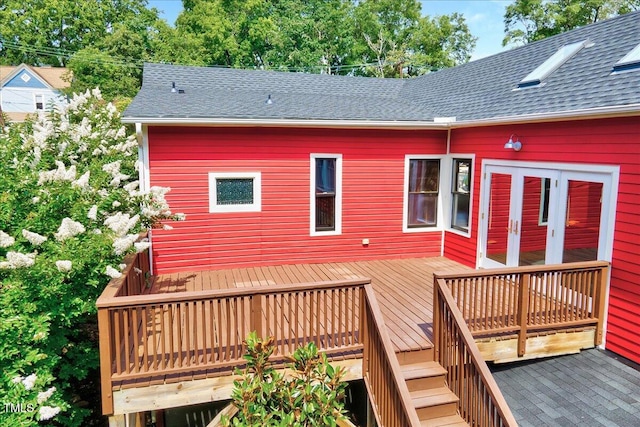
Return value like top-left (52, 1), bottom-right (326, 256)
top-left (150, 257), bottom-right (468, 354)
top-left (339, 260), bottom-right (430, 351)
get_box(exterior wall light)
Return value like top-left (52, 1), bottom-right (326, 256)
top-left (504, 134), bottom-right (522, 151)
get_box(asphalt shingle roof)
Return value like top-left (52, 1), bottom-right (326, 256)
top-left (125, 64), bottom-right (437, 122)
top-left (491, 349), bottom-right (640, 427)
top-left (124, 11), bottom-right (640, 123)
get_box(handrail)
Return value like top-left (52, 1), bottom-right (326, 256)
top-left (435, 261), bottom-right (609, 355)
top-left (98, 277), bottom-right (369, 416)
top-left (433, 277), bottom-right (518, 427)
top-left (361, 285), bottom-right (421, 427)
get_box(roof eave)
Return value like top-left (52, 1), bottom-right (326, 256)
top-left (450, 103), bottom-right (640, 128)
top-left (120, 117), bottom-right (450, 130)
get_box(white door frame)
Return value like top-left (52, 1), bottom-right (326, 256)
top-left (477, 160), bottom-right (619, 269)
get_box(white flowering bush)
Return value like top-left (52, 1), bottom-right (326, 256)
top-left (0, 90), bottom-right (183, 426)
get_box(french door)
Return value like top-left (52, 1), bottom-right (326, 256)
top-left (480, 164), bottom-right (613, 268)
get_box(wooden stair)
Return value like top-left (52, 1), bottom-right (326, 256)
top-left (397, 350), bottom-right (469, 427)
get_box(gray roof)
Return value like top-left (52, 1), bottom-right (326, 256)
top-left (124, 64), bottom-right (438, 122)
top-left (491, 349), bottom-right (640, 426)
top-left (124, 11), bottom-right (640, 124)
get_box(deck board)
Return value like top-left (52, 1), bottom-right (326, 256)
top-left (151, 256), bottom-right (468, 353)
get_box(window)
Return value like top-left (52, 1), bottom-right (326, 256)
top-left (310, 154), bottom-right (342, 235)
top-left (451, 159), bottom-right (472, 231)
top-left (404, 157), bottom-right (440, 231)
top-left (35, 94), bottom-right (44, 110)
top-left (613, 42), bottom-right (640, 72)
top-left (518, 40), bottom-right (587, 88)
top-left (539, 177), bottom-right (551, 225)
top-left (208, 172), bottom-right (261, 213)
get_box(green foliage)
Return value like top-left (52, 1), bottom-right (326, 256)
top-left (503, 0), bottom-right (640, 46)
top-left (172, 0), bottom-right (476, 77)
top-left (0, 89), bottom-right (183, 426)
top-left (223, 332), bottom-right (348, 427)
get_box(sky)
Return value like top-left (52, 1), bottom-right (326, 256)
top-left (147, 0), bottom-right (514, 61)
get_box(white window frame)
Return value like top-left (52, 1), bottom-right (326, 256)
top-left (447, 154), bottom-right (475, 237)
top-left (208, 172), bottom-right (261, 213)
top-left (34, 93), bottom-right (44, 111)
top-left (310, 154), bottom-right (342, 236)
top-left (403, 155), bottom-right (445, 233)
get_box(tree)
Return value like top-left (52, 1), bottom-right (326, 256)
top-left (0, 90), bottom-right (183, 426)
top-left (352, 0), bottom-right (476, 77)
top-left (503, 0), bottom-right (640, 46)
top-left (174, 0), bottom-right (475, 77)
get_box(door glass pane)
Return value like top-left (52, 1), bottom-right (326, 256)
top-left (519, 176), bottom-right (547, 266)
top-left (563, 180), bottom-right (602, 262)
top-left (487, 173), bottom-right (511, 264)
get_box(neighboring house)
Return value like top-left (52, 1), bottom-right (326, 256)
top-left (109, 11), bottom-right (640, 425)
top-left (0, 64), bottom-right (69, 122)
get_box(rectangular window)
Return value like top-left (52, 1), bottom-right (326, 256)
top-left (209, 172), bottom-right (261, 213)
top-left (311, 154), bottom-right (342, 235)
top-left (451, 159), bottom-right (472, 231)
top-left (405, 158), bottom-right (440, 230)
top-left (539, 177), bottom-right (551, 225)
top-left (35, 94), bottom-right (44, 110)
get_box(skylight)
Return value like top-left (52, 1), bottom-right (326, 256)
top-left (613, 43), bottom-right (640, 72)
top-left (518, 40), bottom-right (587, 88)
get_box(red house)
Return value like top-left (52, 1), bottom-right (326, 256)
top-left (101, 11), bottom-right (639, 426)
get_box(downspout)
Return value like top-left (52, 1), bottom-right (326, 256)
top-left (441, 128), bottom-right (452, 256)
top-left (136, 123), bottom-right (153, 274)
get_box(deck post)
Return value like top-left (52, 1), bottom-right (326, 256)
top-left (517, 273), bottom-right (530, 357)
top-left (360, 286), bottom-right (368, 368)
top-left (250, 294), bottom-right (263, 338)
top-left (98, 307), bottom-right (115, 415)
top-left (432, 275), bottom-right (441, 362)
top-left (594, 265), bottom-right (609, 346)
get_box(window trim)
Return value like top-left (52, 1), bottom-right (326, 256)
top-left (208, 172), bottom-right (262, 213)
top-left (403, 155), bottom-right (444, 233)
top-left (34, 93), bottom-right (44, 111)
top-left (450, 158), bottom-right (473, 233)
top-left (310, 154), bottom-right (342, 236)
top-left (446, 154), bottom-right (475, 238)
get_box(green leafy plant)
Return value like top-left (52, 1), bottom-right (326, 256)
top-left (224, 332), bottom-right (348, 427)
top-left (0, 90), bottom-right (183, 426)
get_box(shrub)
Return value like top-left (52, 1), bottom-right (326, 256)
top-left (225, 332), bottom-right (348, 427)
top-left (0, 90), bottom-right (183, 426)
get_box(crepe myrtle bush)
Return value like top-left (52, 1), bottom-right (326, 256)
top-left (223, 332), bottom-right (349, 427)
top-left (0, 89), bottom-right (184, 426)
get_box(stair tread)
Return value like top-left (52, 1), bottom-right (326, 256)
top-left (411, 387), bottom-right (460, 408)
top-left (420, 414), bottom-right (469, 427)
top-left (401, 361), bottom-right (447, 380)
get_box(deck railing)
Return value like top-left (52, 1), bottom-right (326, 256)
top-left (98, 268), bottom-right (372, 415)
top-left (433, 277), bottom-right (518, 427)
top-left (435, 261), bottom-right (609, 356)
top-left (361, 285), bottom-right (421, 427)
top-left (97, 252), bottom-right (420, 424)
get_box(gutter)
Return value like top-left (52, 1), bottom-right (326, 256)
top-left (448, 103), bottom-right (640, 128)
top-left (120, 117), bottom-right (450, 130)
top-left (122, 103), bottom-right (640, 130)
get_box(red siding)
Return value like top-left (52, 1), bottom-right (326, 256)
top-left (445, 116), bottom-right (640, 364)
top-left (148, 126), bottom-right (448, 273)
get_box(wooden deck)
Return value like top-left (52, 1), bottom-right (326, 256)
top-left (151, 257), bottom-right (468, 353)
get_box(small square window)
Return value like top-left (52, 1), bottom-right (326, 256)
top-left (209, 172), bottom-right (261, 213)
